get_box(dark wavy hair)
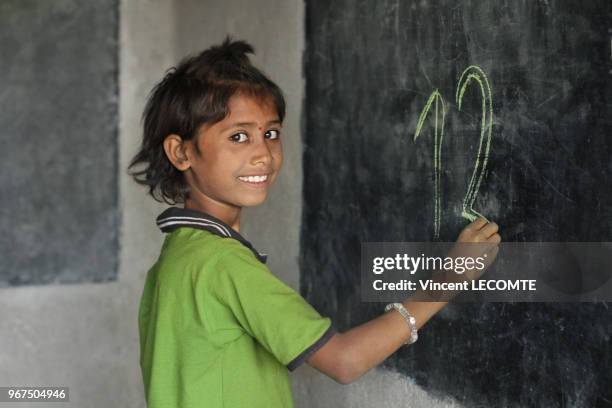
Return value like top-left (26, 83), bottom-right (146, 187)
top-left (128, 37), bottom-right (286, 204)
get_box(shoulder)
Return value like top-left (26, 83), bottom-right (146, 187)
top-left (158, 227), bottom-right (234, 267)
top-left (211, 239), bottom-right (273, 292)
top-left (160, 227), bottom-right (262, 270)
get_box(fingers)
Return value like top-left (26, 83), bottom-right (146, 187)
top-left (479, 221), bottom-right (499, 238)
top-left (458, 217), bottom-right (502, 244)
top-left (488, 233), bottom-right (502, 244)
top-left (468, 217), bottom-right (488, 231)
top-left (468, 217), bottom-right (500, 241)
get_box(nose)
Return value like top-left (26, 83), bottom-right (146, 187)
top-left (251, 136), bottom-right (272, 166)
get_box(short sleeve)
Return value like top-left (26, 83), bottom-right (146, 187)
top-left (212, 244), bottom-right (335, 371)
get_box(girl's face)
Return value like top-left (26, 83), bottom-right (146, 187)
top-left (182, 93), bottom-right (283, 215)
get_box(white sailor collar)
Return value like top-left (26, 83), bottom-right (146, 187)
top-left (156, 207), bottom-right (268, 264)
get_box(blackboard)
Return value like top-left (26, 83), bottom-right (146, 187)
top-left (0, 1), bottom-right (119, 286)
top-left (302, 1), bottom-right (612, 406)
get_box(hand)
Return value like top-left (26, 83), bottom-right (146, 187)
top-left (451, 217), bottom-right (501, 280)
top-left (416, 218), bottom-right (502, 301)
top-left (457, 217), bottom-right (501, 245)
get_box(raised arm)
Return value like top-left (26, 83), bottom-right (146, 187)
top-left (307, 217), bottom-right (500, 384)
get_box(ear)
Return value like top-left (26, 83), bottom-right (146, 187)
top-left (163, 134), bottom-right (191, 171)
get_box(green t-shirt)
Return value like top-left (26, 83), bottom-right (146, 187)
top-left (139, 208), bottom-right (334, 408)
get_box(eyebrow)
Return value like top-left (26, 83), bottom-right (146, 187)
top-left (221, 120), bottom-right (282, 131)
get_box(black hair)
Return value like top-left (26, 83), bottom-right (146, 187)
top-left (128, 37), bottom-right (286, 204)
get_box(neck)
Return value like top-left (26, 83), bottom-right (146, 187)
top-left (184, 196), bottom-right (241, 232)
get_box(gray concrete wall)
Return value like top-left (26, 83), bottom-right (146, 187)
top-left (0, 0), bottom-right (175, 407)
top-left (0, 0), bottom-right (460, 406)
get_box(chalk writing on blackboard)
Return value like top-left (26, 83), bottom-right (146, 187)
top-left (414, 65), bottom-right (494, 238)
top-left (414, 90), bottom-right (446, 239)
top-left (456, 65), bottom-right (494, 222)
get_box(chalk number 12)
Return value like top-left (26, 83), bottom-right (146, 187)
top-left (413, 66), bottom-right (494, 239)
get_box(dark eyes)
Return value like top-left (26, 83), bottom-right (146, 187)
top-left (230, 132), bottom-right (249, 143)
top-left (265, 130), bottom-right (280, 140)
top-left (229, 129), bottom-right (281, 143)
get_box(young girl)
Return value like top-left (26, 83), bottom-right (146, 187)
top-left (129, 38), bottom-right (500, 408)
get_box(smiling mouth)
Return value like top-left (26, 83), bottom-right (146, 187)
top-left (237, 174), bottom-right (269, 184)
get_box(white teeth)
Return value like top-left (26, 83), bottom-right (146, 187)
top-left (239, 175), bottom-right (268, 183)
